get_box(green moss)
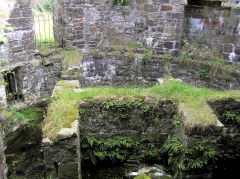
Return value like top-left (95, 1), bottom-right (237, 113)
top-left (134, 174), bottom-right (151, 179)
top-left (6, 107), bottom-right (43, 127)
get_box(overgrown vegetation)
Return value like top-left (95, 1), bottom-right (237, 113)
top-left (61, 50), bottom-right (83, 75)
top-left (43, 79), bottom-right (240, 139)
top-left (36, 0), bottom-right (52, 12)
top-left (134, 174), bottom-right (151, 179)
top-left (0, 24), bottom-right (14, 44)
top-left (140, 137), bottom-right (162, 160)
top-left (6, 107), bottom-right (43, 127)
top-left (161, 135), bottom-right (185, 178)
top-left (223, 111), bottom-right (240, 125)
top-left (101, 100), bottom-right (145, 119)
top-left (198, 69), bottom-right (211, 80)
top-left (162, 53), bottom-right (173, 77)
top-left (161, 135), bottom-right (220, 178)
top-left (115, 0), bottom-right (129, 7)
top-left (139, 48), bottom-right (153, 59)
top-left (82, 136), bottom-right (137, 164)
top-left (63, 50), bottom-right (83, 67)
top-left (172, 115), bottom-right (181, 128)
top-left (178, 39), bottom-right (225, 75)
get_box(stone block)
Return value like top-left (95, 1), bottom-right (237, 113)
top-left (136, 0), bottom-right (147, 4)
top-left (152, 0), bottom-right (170, 3)
top-left (72, 18), bottom-right (84, 24)
top-left (144, 4), bottom-right (159, 12)
top-left (170, 0), bottom-right (187, 5)
top-left (164, 41), bottom-right (174, 49)
top-left (231, 8), bottom-right (240, 15)
top-left (223, 43), bottom-right (233, 53)
top-left (161, 5), bottom-right (173, 11)
top-left (9, 8), bottom-right (21, 18)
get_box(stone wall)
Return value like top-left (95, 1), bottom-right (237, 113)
top-left (184, 5), bottom-right (240, 63)
top-left (203, 99), bottom-right (240, 178)
top-left (0, 0), bottom-right (35, 68)
top-left (82, 54), bottom-right (240, 90)
top-left (53, 0), bottom-right (186, 55)
top-left (4, 119), bottom-right (44, 179)
top-left (82, 54), bottom-right (166, 86)
top-left (4, 96), bottom-right (240, 178)
top-left (0, 132), bottom-right (6, 179)
top-left (0, 0), bottom-right (63, 106)
top-left (52, 0), bottom-right (240, 61)
top-left (79, 98), bottom-right (177, 178)
top-left (18, 55), bottom-right (62, 105)
top-left (42, 134), bottom-right (79, 179)
top-left (0, 1), bottom-right (35, 177)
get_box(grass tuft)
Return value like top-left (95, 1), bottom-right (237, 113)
top-left (63, 50), bottom-right (83, 67)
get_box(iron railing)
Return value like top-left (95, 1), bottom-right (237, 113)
top-left (33, 12), bottom-right (57, 48)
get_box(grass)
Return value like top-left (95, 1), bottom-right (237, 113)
top-left (208, 58), bottom-right (225, 75)
top-left (6, 107), bottom-right (43, 127)
top-left (62, 50), bottom-right (83, 75)
top-left (179, 39), bottom-right (227, 75)
top-left (43, 79), bottom-right (240, 140)
top-left (63, 50), bottom-right (83, 67)
top-left (134, 174), bottom-right (151, 179)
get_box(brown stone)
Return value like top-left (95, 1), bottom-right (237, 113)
top-left (161, 5), bottom-right (173, 11)
top-left (72, 18), bottom-right (83, 24)
top-left (90, 26), bottom-right (97, 32)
